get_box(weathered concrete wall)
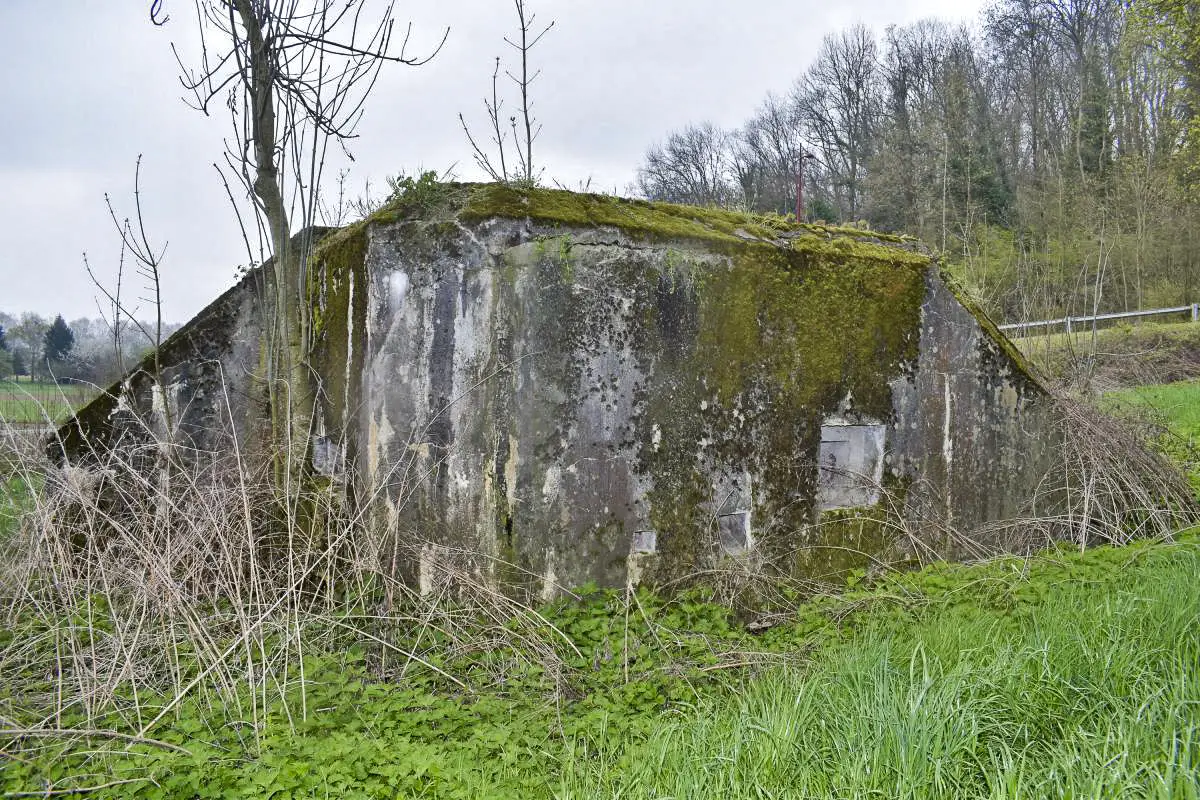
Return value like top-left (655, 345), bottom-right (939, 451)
top-left (320, 185), bottom-right (1056, 593)
top-left (889, 275), bottom-right (1054, 546)
top-left (58, 185), bottom-right (1058, 594)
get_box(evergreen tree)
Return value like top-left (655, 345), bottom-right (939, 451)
top-left (0, 323), bottom-right (13, 379)
top-left (43, 315), bottom-right (75, 380)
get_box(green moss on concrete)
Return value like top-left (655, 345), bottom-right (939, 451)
top-left (796, 508), bottom-right (896, 582)
top-left (308, 221), bottom-right (370, 436)
top-left (689, 245), bottom-right (926, 416)
top-left (787, 233), bottom-right (929, 268)
top-left (629, 225), bottom-right (928, 582)
top-left (461, 184), bottom-right (919, 252)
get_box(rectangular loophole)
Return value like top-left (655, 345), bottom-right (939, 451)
top-left (817, 422), bottom-right (886, 510)
top-left (717, 511), bottom-right (751, 555)
top-left (631, 529), bottom-right (657, 554)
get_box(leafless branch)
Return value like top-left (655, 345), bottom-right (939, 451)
top-left (459, 0), bottom-right (553, 185)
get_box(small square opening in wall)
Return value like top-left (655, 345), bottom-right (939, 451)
top-left (717, 511), bottom-right (752, 555)
top-left (817, 421), bottom-right (886, 510)
top-left (311, 435), bottom-right (342, 477)
top-left (631, 529), bottom-right (657, 554)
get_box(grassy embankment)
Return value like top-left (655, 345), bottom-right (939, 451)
top-left (1009, 317), bottom-right (1200, 493)
top-left (1106, 379), bottom-right (1200, 493)
top-left (1012, 319), bottom-right (1200, 387)
top-left (1012, 318), bottom-right (1200, 492)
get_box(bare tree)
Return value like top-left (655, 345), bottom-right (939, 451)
top-left (792, 25), bottom-right (883, 219)
top-left (635, 122), bottom-right (740, 207)
top-left (460, 0), bottom-right (554, 185)
top-left (737, 94), bottom-right (808, 215)
top-left (152, 0), bottom-right (446, 458)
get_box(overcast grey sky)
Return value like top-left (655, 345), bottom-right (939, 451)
top-left (0, 0), bottom-right (983, 323)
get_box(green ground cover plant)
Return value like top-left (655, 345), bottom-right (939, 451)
top-left (563, 535), bottom-right (1200, 798)
top-left (2, 530), bottom-right (1196, 798)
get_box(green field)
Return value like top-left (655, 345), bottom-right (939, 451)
top-left (1107, 379), bottom-right (1200, 491)
top-left (577, 538), bottom-right (1200, 799)
top-left (0, 379), bottom-right (96, 424)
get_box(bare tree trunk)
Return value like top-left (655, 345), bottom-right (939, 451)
top-left (232, 0), bottom-right (309, 474)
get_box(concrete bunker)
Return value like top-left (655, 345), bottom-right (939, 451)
top-left (55, 183), bottom-right (1061, 594)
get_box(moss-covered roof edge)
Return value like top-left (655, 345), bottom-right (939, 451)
top-left (453, 183), bottom-right (925, 254)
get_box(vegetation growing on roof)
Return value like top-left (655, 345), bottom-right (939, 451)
top-left (460, 183), bottom-right (920, 251)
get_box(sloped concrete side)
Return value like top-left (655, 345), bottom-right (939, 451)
top-left (888, 273), bottom-right (1057, 550)
top-left (53, 268), bottom-right (271, 468)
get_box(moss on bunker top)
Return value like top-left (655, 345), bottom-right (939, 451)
top-left (457, 183), bottom-right (924, 259)
top-left (429, 182), bottom-right (1037, 389)
top-left (336, 181), bottom-right (1038, 387)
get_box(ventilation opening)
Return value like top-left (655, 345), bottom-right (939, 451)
top-left (631, 529), bottom-right (657, 554)
top-left (503, 515), bottom-right (514, 552)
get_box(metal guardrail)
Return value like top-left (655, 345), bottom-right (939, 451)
top-left (999, 303), bottom-right (1200, 335)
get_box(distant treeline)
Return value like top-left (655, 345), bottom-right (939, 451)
top-left (633, 0), bottom-right (1200, 324)
top-left (0, 311), bottom-right (180, 386)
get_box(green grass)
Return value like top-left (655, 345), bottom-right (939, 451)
top-left (0, 474), bottom-right (33, 543)
top-left (3, 534), bottom-right (1198, 798)
top-left (1108, 379), bottom-right (1200, 437)
top-left (565, 538), bottom-right (1200, 798)
top-left (0, 379), bottom-right (96, 424)
top-left (1106, 379), bottom-right (1200, 492)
